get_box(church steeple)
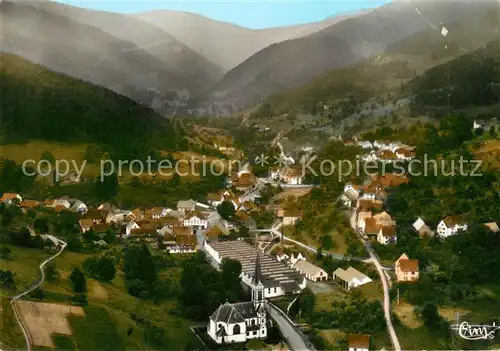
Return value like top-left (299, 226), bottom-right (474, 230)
top-left (252, 245), bottom-right (265, 310)
top-left (253, 249), bottom-right (262, 285)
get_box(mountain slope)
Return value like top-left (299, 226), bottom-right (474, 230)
top-left (134, 10), bottom-right (365, 72)
top-left (208, 0), bottom-right (497, 113)
top-left (0, 1), bottom-right (221, 114)
top-left (249, 5), bottom-right (500, 119)
top-left (406, 39), bottom-right (500, 114)
top-left (0, 53), bottom-right (184, 156)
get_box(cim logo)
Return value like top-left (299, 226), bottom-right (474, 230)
top-left (451, 321), bottom-right (500, 341)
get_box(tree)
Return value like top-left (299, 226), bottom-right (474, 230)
top-left (220, 259), bottom-right (243, 301)
top-left (421, 301), bottom-right (440, 327)
top-left (0, 269), bottom-right (15, 289)
top-left (490, 125), bottom-right (496, 137)
top-left (46, 263), bottom-right (59, 282)
top-left (217, 201), bottom-right (235, 221)
top-left (320, 235), bottom-right (334, 251)
top-left (34, 218), bottom-right (49, 234)
top-left (0, 246), bottom-right (11, 260)
top-left (95, 173), bottom-right (119, 200)
top-left (69, 268), bottom-right (87, 293)
top-left (99, 256), bottom-right (116, 282)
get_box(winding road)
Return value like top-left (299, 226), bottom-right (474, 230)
top-left (349, 211), bottom-right (401, 351)
top-left (10, 238), bottom-right (67, 351)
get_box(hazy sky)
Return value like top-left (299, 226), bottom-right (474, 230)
top-left (57, 1), bottom-right (390, 29)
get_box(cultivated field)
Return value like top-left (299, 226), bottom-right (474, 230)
top-left (15, 301), bottom-right (85, 348)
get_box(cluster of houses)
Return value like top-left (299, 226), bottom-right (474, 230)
top-left (343, 173), bottom-right (409, 245)
top-left (342, 136), bottom-right (416, 163)
top-left (0, 188), bottom-right (263, 254)
top-left (268, 166), bottom-right (305, 185)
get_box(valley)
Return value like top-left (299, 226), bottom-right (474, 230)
top-left (1, 1), bottom-right (499, 350)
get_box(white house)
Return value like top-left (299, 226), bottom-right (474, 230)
top-left (436, 216), bottom-right (468, 238)
top-left (473, 119), bottom-right (487, 130)
top-left (333, 267), bottom-right (372, 290)
top-left (71, 200), bottom-right (88, 214)
top-left (125, 221), bottom-right (140, 237)
top-left (373, 140), bottom-right (392, 150)
top-left (183, 213), bottom-right (209, 229)
top-left (377, 226), bottom-right (397, 245)
top-left (288, 252), bottom-right (305, 266)
top-left (207, 252), bottom-right (267, 344)
top-left (413, 217), bottom-right (434, 237)
top-left (348, 334), bottom-right (370, 351)
top-left (292, 259), bottom-right (328, 282)
top-left (0, 193), bottom-right (23, 204)
top-left (280, 168), bottom-right (304, 185)
top-left (177, 199), bottom-right (197, 215)
top-left (48, 198), bottom-right (71, 209)
top-left (356, 140), bottom-right (373, 149)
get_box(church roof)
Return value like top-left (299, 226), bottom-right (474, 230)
top-left (210, 302), bottom-right (248, 324)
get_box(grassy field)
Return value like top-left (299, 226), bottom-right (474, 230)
top-left (0, 140), bottom-right (228, 183)
top-left (0, 245), bottom-right (51, 298)
top-left (0, 244), bottom-right (199, 350)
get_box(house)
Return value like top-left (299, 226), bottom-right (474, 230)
top-left (268, 166), bottom-right (281, 181)
top-left (436, 216), bottom-right (468, 238)
top-left (177, 199), bottom-right (197, 216)
top-left (377, 150), bottom-right (397, 163)
top-left (362, 218), bottom-right (380, 240)
top-left (275, 249), bottom-right (290, 263)
top-left (232, 172), bottom-right (257, 192)
top-left (208, 190), bottom-right (241, 209)
top-left (129, 228), bottom-right (158, 242)
top-left (395, 253), bottom-right (419, 282)
top-left (79, 218), bottom-right (93, 233)
top-left (413, 217), bottom-right (434, 237)
top-left (348, 333), bottom-right (370, 351)
top-left (0, 193), bottom-right (22, 204)
top-left (46, 198), bottom-right (71, 209)
top-left (395, 148), bottom-right (416, 161)
top-left (145, 207), bottom-right (168, 220)
top-left (288, 252), bottom-right (305, 266)
top-left (333, 267), bottom-right (372, 290)
top-left (373, 140), bottom-right (392, 150)
top-left (71, 200), bottom-right (88, 214)
top-left (291, 259), bottom-right (328, 282)
top-left (82, 209), bottom-right (106, 224)
top-left (163, 230), bottom-right (198, 253)
top-left (234, 211), bottom-right (257, 230)
top-left (20, 200), bottom-right (40, 210)
top-left (357, 211), bottom-right (372, 230)
top-left (377, 226), bottom-right (397, 245)
top-left (373, 212), bottom-right (396, 227)
top-left (278, 209), bottom-right (302, 226)
top-left (205, 225), bottom-right (226, 242)
top-left (473, 119), bottom-right (487, 130)
top-left (124, 221), bottom-right (140, 237)
top-left (356, 140), bottom-right (373, 149)
top-left (213, 136), bottom-right (235, 153)
top-left (207, 251), bottom-right (267, 344)
top-left (280, 167), bottom-right (304, 185)
top-left (484, 222), bottom-right (500, 233)
top-left (183, 212), bottom-right (209, 229)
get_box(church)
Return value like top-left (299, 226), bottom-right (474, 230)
top-left (207, 250), bottom-right (268, 344)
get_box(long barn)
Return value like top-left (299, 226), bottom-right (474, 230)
top-left (204, 240), bottom-right (306, 298)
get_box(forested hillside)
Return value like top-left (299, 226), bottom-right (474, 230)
top-left (407, 39), bottom-right (500, 115)
top-left (0, 54), bottom-right (186, 158)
